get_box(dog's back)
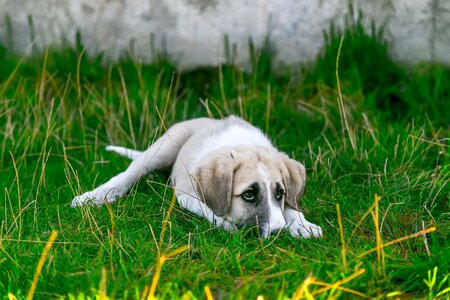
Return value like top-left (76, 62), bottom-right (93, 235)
top-left (176, 116), bottom-right (272, 171)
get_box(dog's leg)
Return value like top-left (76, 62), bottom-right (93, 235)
top-left (71, 118), bottom-right (216, 207)
top-left (283, 207), bottom-right (322, 238)
top-left (177, 193), bottom-right (237, 232)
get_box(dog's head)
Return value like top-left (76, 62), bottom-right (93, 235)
top-left (193, 145), bottom-right (306, 238)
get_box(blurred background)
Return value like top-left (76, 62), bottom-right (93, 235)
top-left (1, 0), bottom-right (450, 69)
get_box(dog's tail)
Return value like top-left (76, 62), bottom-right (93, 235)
top-left (106, 145), bottom-right (142, 160)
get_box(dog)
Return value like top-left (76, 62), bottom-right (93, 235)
top-left (71, 116), bottom-right (322, 238)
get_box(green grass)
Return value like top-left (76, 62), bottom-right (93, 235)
top-left (1, 21), bottom-right (449, 299)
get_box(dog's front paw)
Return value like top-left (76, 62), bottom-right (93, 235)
top-left (71, 192), bottom-right (102, 207)
top-left (288, 220), bottom-right (323, 238)
top-left (71, 185), bottom-right (122, 207)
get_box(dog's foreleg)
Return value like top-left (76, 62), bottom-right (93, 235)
top-left (283, 207), bottom-right (322, 238)
top-left (71, 119), bottom-right (214, 207)
top-left (177, 193), bottom-right (237, 232)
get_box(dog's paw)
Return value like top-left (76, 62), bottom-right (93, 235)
top-left (71, 192), bottom-right (100, 207)
top-left (288, 220), bottom-right (323, 238)
top-left (71, 185), bottom-right (122, 207)
top-left (71, 191), bottom-right (113, 207)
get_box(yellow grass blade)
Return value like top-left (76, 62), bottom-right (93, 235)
top-left (7, 293), bottom-right (18, 300)
top-left (336, 204), bottom-right (347, 270)
top-left (335, 34), bottom-right (357, 152)
top-left (311, 268), bottom-right (367, 297)
top-left (159, 193), bottom-right (178, 249)
top-left (372, 194), bottom-right (385, 275)
top-left (99, 268), bottom-right (108, 300)
top-left (147, 245), bottom-right (189, 300)
top-left (204, 285), bottom-right (214, 300)
top-left (27, 231), bottom-right (58, 300)
top-left (147, 255), bottom-right (167, 300)
top-left (357, 227), bottom-right (436, 258)
top-left (291, 274), bottom-right (314, 300)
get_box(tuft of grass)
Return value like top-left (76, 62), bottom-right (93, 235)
top-left (1, 17), bottom-right (449, 299)
top-left (301, 13), bottom-right (450, 126)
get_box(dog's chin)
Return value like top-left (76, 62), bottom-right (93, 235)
top-left (235, 224), bottom-right (271, 239)
top-left (234, 217), bottom-right (281, 239)
top-left (260, 224), bottom-right (288, 239)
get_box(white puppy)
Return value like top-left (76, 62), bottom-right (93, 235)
top-left (71, 116), bottom-right (322, 238)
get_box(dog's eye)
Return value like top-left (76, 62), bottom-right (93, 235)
top-left (241, 190), bottom-right (255, 202)
top-left (275, 188), bottom-right (284, 201)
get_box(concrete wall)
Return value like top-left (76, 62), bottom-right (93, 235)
top-left (1, 0), bottom-right (449, 69)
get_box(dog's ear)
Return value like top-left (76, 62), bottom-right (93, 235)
top-left (280, 154), bottom-right (307, 210)
top-left (192, 151), bottom-right (236, 217)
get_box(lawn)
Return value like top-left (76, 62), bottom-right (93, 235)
top-left (1, 22), bottom-right (449, 299)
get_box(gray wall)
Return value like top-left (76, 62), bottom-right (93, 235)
top-left (1, 0), bottom-right (449, 69)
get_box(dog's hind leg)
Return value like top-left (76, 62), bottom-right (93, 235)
top-left (71, 118), bottom-right (217, 207)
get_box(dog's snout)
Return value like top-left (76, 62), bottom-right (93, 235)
top-left (269, 218), bottom-right (286, 232)
top-left (267, 199), bottom-right (286, 233)
top-left (258, 208), bottom-right (287, 238)
top-left (259, 220), bottom-right (286, 239)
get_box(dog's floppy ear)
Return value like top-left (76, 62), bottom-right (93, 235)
top-left (193, 150), bottom-right (236, 217)
top-left (280, 154), bottom-right (307, 210)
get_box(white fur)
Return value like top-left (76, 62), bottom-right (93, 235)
top-left (192, 125), bottom-right (272, 167)
top-left (106, 145), bottom-right (142, 160)
top-left (284, 207), bottom-right (323, 238)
